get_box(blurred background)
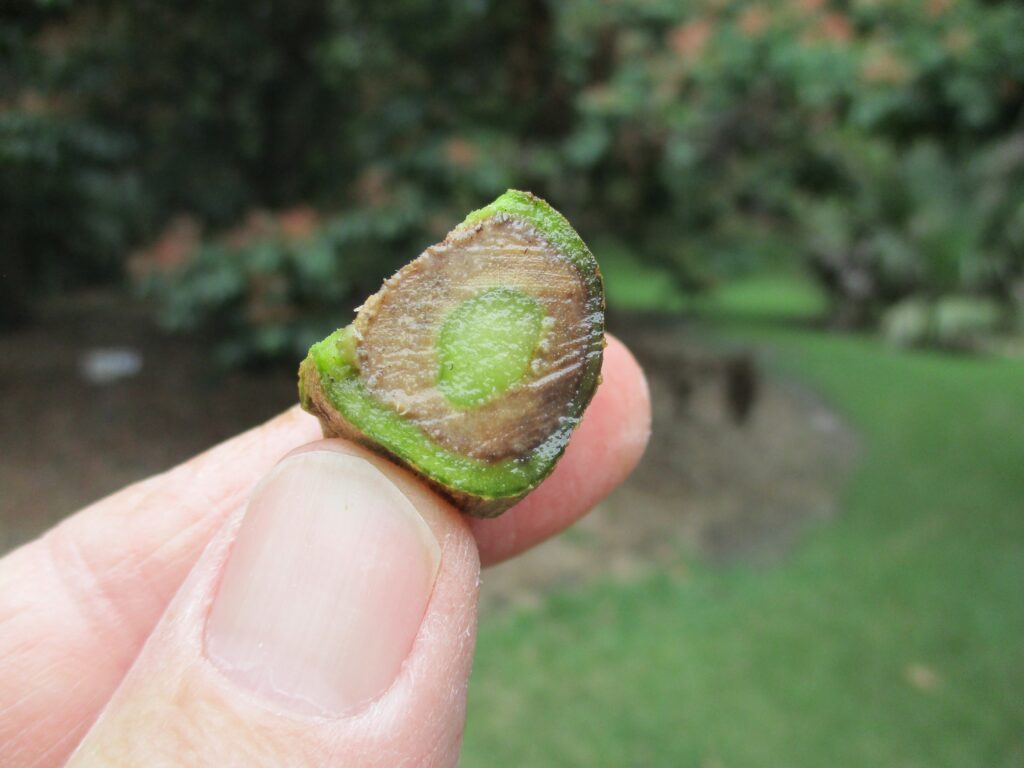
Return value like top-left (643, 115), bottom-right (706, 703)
top-left (2, 0), bottom-right (1023, 764)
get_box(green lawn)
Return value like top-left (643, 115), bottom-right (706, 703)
top-left (462, 277), bottom-right (1024, 766)
top-left (597, 247), bottom-right (690, 313)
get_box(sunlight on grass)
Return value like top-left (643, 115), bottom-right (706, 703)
top-left (699, 274), bottom-right (829, 322)
top-left (598, 247), bottom-right (689, 312)
top-left (600, 246), bottom-right (829, 324)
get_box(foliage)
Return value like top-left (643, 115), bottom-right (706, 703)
top-left (805, 136), bottom-right (1024, 326)
top-left (4, 0), bottom-right (1024, 349)
top-left (551, 0), bottom-right (1024, 324)
top-left (0, 110), bottom-right (142, 323)
top-left (135, 197), bottom-right (426, 365)
top-left (0, 7), bottom-right (145, 322)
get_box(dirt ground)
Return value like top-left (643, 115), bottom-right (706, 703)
top-left (0, 295), bottom-right (858, 611)
top-left (0, 292), bottom-right (297, 549)
top-left (481, 314), bottom-right (859, 610)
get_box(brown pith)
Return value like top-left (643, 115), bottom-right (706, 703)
top-left (354, 216), bottom-right (589, 462)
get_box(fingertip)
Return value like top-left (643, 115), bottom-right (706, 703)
top-left (471, 334), bottom-right (650, 565)
top-left (71, 447), bottom-right (480, 767)
top-left (596, 334), bottom-right (653, 468)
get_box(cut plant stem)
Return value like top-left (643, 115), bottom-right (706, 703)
top-left (299, 190), bottom-right (605, 517)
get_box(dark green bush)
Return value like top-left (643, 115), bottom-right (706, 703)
top-left (549, 0), bottom-right (1024, 321)
top-left (1, 6), bottom-right (146, 322)
top-left (0, 109), bottom-right (144, 323)
top-left (135, 193), bottom-right (428, 366)
top-left (4, 0), bottom-right (1023, 350)
top-left (804, 134), bottom-right (1024, 325)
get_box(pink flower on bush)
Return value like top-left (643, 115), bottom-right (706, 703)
top-left (738, 5), bottom-right (771, 38)
top-left (127, 216), bottom-right (200, 277)
top-left (220, 211), bottom-right (275, 250)
top-left (861, 49), bottom-right (911, 85)
top-left (669, 20), bottom-right (713, 61)
top-left (444, 138), bottom-right (478, 169)
top-left (802, 12), bottom-right (853, 45)
top-left (926, 0), bottom-right (953, 19)
top-left (820, 12), bottom-right (853, 43)
top-left (278, 206), bottom-right (319, 242)
top-left (943, 28), bottom-right (973, 55)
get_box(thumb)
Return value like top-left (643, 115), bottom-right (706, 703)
top-left (69, 443), bottom-right (480, 768)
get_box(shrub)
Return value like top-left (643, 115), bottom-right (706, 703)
top-left (803, 135), bottom-right (1024, 326)
top-left (134, 195), bottom-right (428, 366)
top-left (6, 0), bottom-right (1024, 350)
top-left (549, 0), bottom-right (1024, 316)
top-left (0, 7), bottom-right (146, 323)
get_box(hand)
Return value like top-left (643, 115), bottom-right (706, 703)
top-left (0, 337), bottom-right (649, 767)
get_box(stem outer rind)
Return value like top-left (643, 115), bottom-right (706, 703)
top-left (298, 189), bottom-right (605, 518)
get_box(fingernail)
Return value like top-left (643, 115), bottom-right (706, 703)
top-left (205, 451), bottom-right (441, 715)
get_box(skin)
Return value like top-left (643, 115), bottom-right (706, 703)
top-left (0, 336), bottom-right (649, 767)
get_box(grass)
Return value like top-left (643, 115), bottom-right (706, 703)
top-left (462, 275), bottom-right (1024, 767)
top-left (695, 273), bottom-right (828, 322)
top-left (599, 244), bottom-right (828, 321)
top-left (598, 246), bottom-right (689, 313)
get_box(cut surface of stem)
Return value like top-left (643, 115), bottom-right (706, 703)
top-left (299, 190), bottom-right (605, 517)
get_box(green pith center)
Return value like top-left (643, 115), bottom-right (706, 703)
top-left (437, 286), bottom-right (545, 408)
